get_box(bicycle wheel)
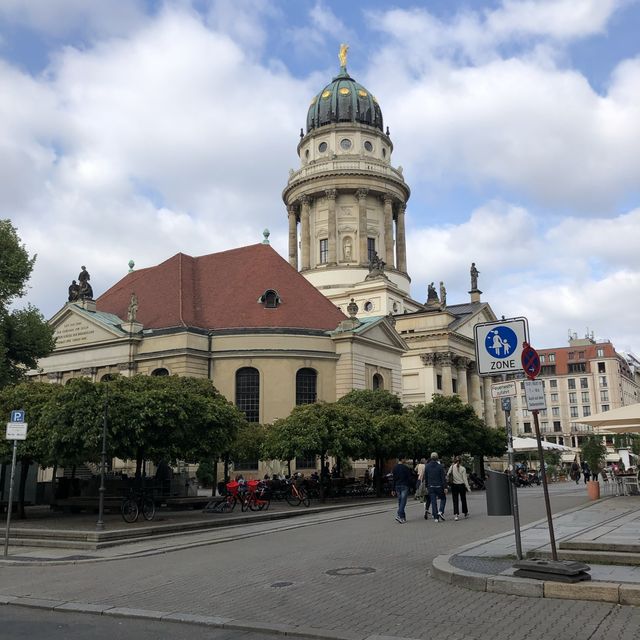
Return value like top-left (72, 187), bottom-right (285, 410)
top-left (241, 494), bottom-right (252, 512)
top-left (300, 491), bottom-right (310, 507)
top-left (285, 490), bottom-right (301, 506)
top-left (121, 498), bottom-right (139, 523)
top-left (257, 497), bottom-right (270, 511)
top-left (142, 497), bottom-right (156, 521)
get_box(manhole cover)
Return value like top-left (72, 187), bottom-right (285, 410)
top-left (271, 581), bottom-right (294, 588)
top-left (326, 567), bottom-right (376, 576)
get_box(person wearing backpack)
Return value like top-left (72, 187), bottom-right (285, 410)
top-left (447, 456), bottom-right (471, 521)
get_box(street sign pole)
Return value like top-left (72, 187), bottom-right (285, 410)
top-left (502, 383), bottom-right (523, 560)
top-left (3, 438), bottom-right (18, 557)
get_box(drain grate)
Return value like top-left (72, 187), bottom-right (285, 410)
top-left (326, 567), bottom-right (376, 577)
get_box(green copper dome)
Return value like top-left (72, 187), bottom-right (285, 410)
top-left (306, 68), bottom-right (383, 134)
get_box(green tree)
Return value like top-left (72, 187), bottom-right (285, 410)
top-left (263, 402), bottom-right (367, 500)
top-left (337, 389), bottom-right (416, 496)
top-left (581, 435), bottom-right (607, 477)
top-left (0, 220), bottom-right (55, 387)
top-left (0, 382), bottom-right (62, 517)
top-left (410, 395), bottom-right (506, 460)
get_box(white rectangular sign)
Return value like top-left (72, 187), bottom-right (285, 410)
top-left (491, 381), bottom-right (517, 399)
top-left (6, 422), bottom-right (28, 440)
top-left (473, 317), bottom-right (529, 376)
top-left (524, 380), bottom-right (546, 411)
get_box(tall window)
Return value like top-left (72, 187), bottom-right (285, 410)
top-left (598, 362), bottom-right (606, 373)
top-left (569, 392), bottom-right (577, 404)
top-left (597, 348), bottom-right (604, 357)
top-left (600, 376), bottom-right (608, 387)
top-left (548, 353), bottom-right (555, 363)
top-left (436, 374), bottom-right (443, 391)
top-left (568, 379), bottom-right (576, 390)
top-left (236, 367), bottom-right (260, 422)
top-left (570, 406), bottom-right (579, 418)
top-left (373, 373), bottom-right (384, 390)
top-left (549, 379), bottom-right (558, 388)
top-left (553, 421), bottom-right (562, 432)
top-left (296, 368), bottom-right (317, 405)
top-left (367, 238), bottom-right (376, 263)
top-left (600, 389), bottom-right (609, 402)
top-left (319, 238), bottom-right (328, 264)
top-left (580, 378), bottom-right (588, 389)
top-left (581, 392), bottom-right (590, 403)
top-left (552, 407), bottom-right (560, 417)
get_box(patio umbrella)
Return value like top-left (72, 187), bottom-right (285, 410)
top-left (512, 437), bottom-right (573, 452)
top-left (572, 403), bottom-right (640, 434)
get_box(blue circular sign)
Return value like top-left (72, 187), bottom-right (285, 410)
top-left (485, 326), bottom-right (518, 359)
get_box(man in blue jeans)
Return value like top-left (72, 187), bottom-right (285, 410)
top-left (392, 458), bottom-right (412, 523)
top-left (424, 452), bottom-right (447, 522)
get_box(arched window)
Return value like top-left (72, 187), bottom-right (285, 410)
top-left (151, 368), bottom-right (169, 376)
top-left (100, 373), bottom-right (118, 382)
top-left (296, 368), bottom-right (317, 405)
top-left (373, 373), bottom-right (384, 390)
top-left (236, 367), bottom-right (260, 422)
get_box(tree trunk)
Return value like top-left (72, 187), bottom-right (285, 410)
top-left (319, 453), bottom-right (326, 503)
top-left (135, 452), bottom-right (144, 485)
top-left (17, 458), bottom-right (31, 519)
top-left (212, 460), bottom-right (218, 496)
top-left (50, 464), bottom-right (58, 507)
top-left (0, 464), bottom-right (6, 514)
top-left (375, 455), bottom-right (383, 497)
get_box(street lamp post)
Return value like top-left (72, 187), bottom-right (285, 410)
top-left (96, 383), bottom-right (108, 531)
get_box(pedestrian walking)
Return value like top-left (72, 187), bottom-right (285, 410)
top-left (392, 458), bottom-right (412, 523)
top-left (424, 452), bottom-right (447, 522)
top-left (570, 460), bottom-right (581, 485)
top-left (447, 457), bottom-right (471, 520)
top-left (582, 461), bottom-right (591, 483)
top-left (414, 458), bottom-right (426, 501)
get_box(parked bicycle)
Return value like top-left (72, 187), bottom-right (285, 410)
top-left (286, 478), bottom-right (310, 507)
top-left (121, 488), bottom-right (156, 523)
top-left (242, 480), bottom-right (271, 511)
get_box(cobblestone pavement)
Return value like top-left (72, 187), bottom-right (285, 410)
top-left (2, 484), bottom-right (639, 640)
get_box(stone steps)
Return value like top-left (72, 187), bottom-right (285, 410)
top-left (531, 548), bottom-right (640, 566)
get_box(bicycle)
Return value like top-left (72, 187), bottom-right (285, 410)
top-left (121, 488), bottom-right (156, 523)
top-left (286, 479), bottom-right (310, 507)
top-left (243, 480), bottom-right (271, 511)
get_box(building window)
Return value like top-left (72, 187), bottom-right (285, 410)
top-left (600, 376), bottom-right (607, 387)
top-left (552, 407), bottom-right (560, 417)
top-left (372, 373), bottom-right (384, 390)
top-left (548, 353), bottom-right (555, 363)
top-left (578, 351), bottom-right (585, 359)
top-left (551, 393), bottom-right (558, 403)
top-left (554, 421), bottom-right (562, 432)
top-left (550, 379), bottom-right (557, 388)
top-left (581, 392), bottom-right (590, 403)
top-left (452, 378), bottom-right (458, 394)
top-left (570, 406), bottom-right (579, 418)
top-left (234, 458), bottom-right (259, 470)
top-left (568, 352), bottom-right (574, 360)
top-left (540, 409), bottom-right (547, 417)
top-left (540, 354), bottom-right (545, 364)
top-left (568, 379), bottom-right (576, 390)
top-left (583, 406), bottom-right (591, 417)
top-left (524, 422), bottom-right (531, 433)
top-left (236, 367), bottom-right (260, 422)
top-left (541, 365), bottom-right (556, 376)
top-left (520, 381), bottom-right (525, 390)
top-left (364, 301), bottom-right (373, 312)
top-left (151, 368), bottom-right (169, 376)
top-left (436, 374), bottom-right (442, 391)
top-left (602, 404), bottom-right (610, 412)
top-left (318, 141), bottom-right (328, 153)
top-left (367, 238), bottom-right (376, 263)
top-left (568, 363), bottom-right (586, 373)
top-left (600, 390), bottom-right (609, 402)
top-left (541, 421), bottom-right (549, 432)
top-left (319, 239), bottom-right (328, 264)
top-left (259, 289), bottom-right (281, 308)
top-left (597, 348), bottom-right (604, 357)
top-left (295, 455), bottom-right (317, 469)
top-left (296, 368), bottom-right (317, 405)
top-left (569, 392), bottom-right (577, 404)
top-left (580, 378), bottom-right (588, 389)
top-left (598, 362), bottom-right (606, 374)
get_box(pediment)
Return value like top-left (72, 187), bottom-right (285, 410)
top-left (341, 317), bottom-right (407, 352)
top-left (50, 305), bottom-right (127, 349)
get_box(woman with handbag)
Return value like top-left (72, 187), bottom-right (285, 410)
top-left (447, 457), bottom-right (471, 521)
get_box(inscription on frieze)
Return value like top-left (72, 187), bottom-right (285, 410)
top-left (55, 319), bottom-right (97, 346)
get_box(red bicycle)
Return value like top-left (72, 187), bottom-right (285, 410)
top-left (242, 480), bottom-right (271, 511)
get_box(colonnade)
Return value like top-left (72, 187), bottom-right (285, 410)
top-left (287, 189), bottom-right (407, 274)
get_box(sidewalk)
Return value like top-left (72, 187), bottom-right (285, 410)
top-left (432, 495), bottom-right (640, 605)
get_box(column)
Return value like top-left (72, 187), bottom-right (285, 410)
top-left (287, 205), bottom-right (298, 269)
top-left (326, 189), bottom-right (337, 265)
top-left (420, 353), bottom-right (437, 402)
top-left (456, 357), bottom-right (469, 403)
top-left (357, 188), bottom-right (369, 265)
top-left (483, 377), bottom-right (496, 427)
top-left (383, 194), bottom-right (395, 268)
top-left (439, 352), bottom-right (453, 396)
top-left (396, 203), bottom-right (407, 273)
top-left (300, 195), bottom-right (311, 271)
top-left (468, 362), bottom-right (483, 418)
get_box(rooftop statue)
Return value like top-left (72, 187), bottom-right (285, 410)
top-left (366, 251), bottom-right (386, 279)
top-left (127, 292), bottom-right (138, 322)
top-left (470, 262), bottom-right (480, 291)
top-left (339, 43), bottom-right (349, 70)
top-left (439, 281), bottom-right (447, 307)
top-left (68, 265), bottom-right (93, 302)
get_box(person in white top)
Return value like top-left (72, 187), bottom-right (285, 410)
top-left (447, 457), bottom-right (471, 520)
top-left (414, 458), bottom-right (426, 500)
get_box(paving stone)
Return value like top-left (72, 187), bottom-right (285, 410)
top-left (55, 601), bottom-right (112, 613)
top-left (104, 606), bottom-right (169, 620)
top-left (486, 575), bottom-right (544, 597)
top-left (543, 580), bottom-right (620, 603)
top-left (619, 584), bottom-right (640, 606)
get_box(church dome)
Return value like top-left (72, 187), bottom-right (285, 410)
top-left (306, 67), bottom-right (383, 134)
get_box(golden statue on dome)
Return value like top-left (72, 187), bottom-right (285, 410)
top-left (339, 43), bottom-right (349, 70)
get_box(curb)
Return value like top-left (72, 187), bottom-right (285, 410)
top-left (1, 596), bottom-right (421, 640)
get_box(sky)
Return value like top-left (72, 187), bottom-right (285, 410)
top-left (1, 0), bottom-right (639, 354)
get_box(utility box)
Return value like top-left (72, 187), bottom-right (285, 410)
top-left (485, 469), bottom-right (513, 516)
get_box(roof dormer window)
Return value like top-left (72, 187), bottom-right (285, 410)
top-left (258, 289), bottom-right (281, 309)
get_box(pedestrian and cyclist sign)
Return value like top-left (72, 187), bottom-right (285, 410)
top-left (473, 317), bottom-right (529, 376)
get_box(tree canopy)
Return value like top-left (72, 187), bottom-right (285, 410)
top-left (0, 220), bottom-right (55, 388)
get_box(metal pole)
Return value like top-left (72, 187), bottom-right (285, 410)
top-left (504, 401), bottom-right (523, 560)
top-left (532, 409), bottom-right (558, 560)
top-left (96, 384), bottom-right (108, 531)
top-left (3, 440), bottom-right (18, 557)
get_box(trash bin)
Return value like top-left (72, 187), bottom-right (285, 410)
top-left (485, 470), bottom-right (513, 516)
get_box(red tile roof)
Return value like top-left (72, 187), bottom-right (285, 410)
top-left (97, 244), bottom-right (346, 332)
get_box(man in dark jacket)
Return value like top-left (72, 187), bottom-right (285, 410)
top-left (392, 458), bottom-right (412, 523)
top-left (425, 452), bottom-right (447, 522)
